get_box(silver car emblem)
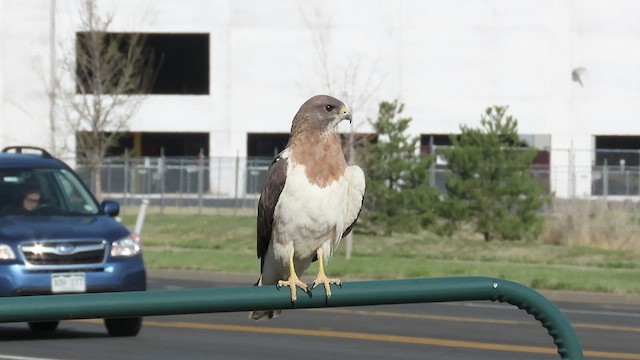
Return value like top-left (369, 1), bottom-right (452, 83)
top-left (55, 243), bottom-right (75, 255)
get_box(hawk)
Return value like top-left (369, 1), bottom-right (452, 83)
top-left (250, 95), bottom-right (366, 320)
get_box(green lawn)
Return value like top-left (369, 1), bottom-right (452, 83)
top-left (120, 213), bottom-right (640, 294)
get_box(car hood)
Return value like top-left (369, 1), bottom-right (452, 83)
top-left (0, 216), bottom-right (130, 242)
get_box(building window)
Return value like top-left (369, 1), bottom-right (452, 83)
top-left (76, 32), bottom-right (210, 95)
top-left (420, 134), bottom-right (452, 155)
top-left (247, 133), bottom-right (289, 158)
top-left (77, 131), bottom-right (209, 157)
top-left (145, 33), bottom-right (209, 95)
top-left (246, 133), bottom-right (289, 194)
top-left (245, 133), bottom-right (289, 194)
top-left (339, 133), bottom-right (377, 163)
top-left (594, 136), bottom-right (640, 167)
top-left (593, 135), bottom-right (640, 196)
top-left (421, 133), bottom-right (551, 194)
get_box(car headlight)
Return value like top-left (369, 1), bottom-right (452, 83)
top-left (0, 244), bottom-right (16, 260)
top-left (111, 233), bottom-right (141, 257)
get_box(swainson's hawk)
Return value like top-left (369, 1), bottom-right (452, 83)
top-left (250, 95), bottom-right (366, 320)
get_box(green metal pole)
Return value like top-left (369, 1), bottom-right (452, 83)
top-left (0, 277), bottom-right (583, 359)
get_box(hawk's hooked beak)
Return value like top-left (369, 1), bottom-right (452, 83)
top-left (339, 106), bottom-right (352, 123)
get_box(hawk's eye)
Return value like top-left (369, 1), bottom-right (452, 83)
top-left (325, 105), bottom-right (334, 112)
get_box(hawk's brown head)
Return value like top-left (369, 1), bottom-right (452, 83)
top-left (290, 95), bottom-right (352, 136)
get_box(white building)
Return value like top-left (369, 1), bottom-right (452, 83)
top-left (2, 0), bottom-right (640, 199)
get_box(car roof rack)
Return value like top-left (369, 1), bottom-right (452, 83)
top-left (1, 146), bottom-right (53, 159)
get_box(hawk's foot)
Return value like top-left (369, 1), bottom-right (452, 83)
top-left (277, 274), bottom-right (308, 302)
top-left (312, 272), bottom-right (341, 299)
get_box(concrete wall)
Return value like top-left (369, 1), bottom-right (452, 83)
top-left (2, 0), bottom-right (640, 198)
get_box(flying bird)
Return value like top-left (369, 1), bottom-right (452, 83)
top-left (250, 95), bottom-right (366, 321)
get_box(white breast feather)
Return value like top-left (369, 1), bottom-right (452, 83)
top-left (272, 162), bottom-right (349, 263)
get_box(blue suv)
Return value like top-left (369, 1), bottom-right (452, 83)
top-left (0, 146), bottom-right (146, 336)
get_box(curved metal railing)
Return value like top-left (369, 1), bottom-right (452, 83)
top-left (0, 276), bottom-right (583, 359)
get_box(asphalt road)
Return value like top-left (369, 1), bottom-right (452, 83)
top-left (0, 272), bottom-right (638, 360)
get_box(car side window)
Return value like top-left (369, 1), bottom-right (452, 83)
top-left (0, 174), bottom-right (19, 214)
top-left (53, 170), bottom-right (99, 214)
top-left (0, 171), bottom-right (49, 215)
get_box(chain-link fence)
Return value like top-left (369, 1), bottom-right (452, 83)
top-left (72, 150), bottom-right (640, 213)
top-left (74, 156), bottom-right (272, 213)
top-left (592, 149), bottom-right (640, 196)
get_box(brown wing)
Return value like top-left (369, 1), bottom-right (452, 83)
top-left (256, 152), bottom-right (288, 271)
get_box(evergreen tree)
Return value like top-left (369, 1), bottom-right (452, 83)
top-left (439, 106), bottom-right (548, 241)
top-left (359, 100), bottom-right (440, 235)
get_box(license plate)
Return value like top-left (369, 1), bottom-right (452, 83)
top-left (51, 273), bottom-right (86, 293)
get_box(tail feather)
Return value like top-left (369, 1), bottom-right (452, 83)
top-left (248, 275), bottom-right (282, 321)
top-left (249, 309), bottom-right (282, 321)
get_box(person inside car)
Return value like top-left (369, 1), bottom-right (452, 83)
top-left (1, 184), bottom-right (41, 215)
top-left (21, 185), bottom-right (41, 212)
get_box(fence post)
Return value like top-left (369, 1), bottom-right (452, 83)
top-left (178, 158), bottom-right (184, 212)
top-left (160, 149), bottom-right (165, 215)
top-left (197, 149), bottom-right (204, 214)
top-left (625, 169), bottom-right (629, 196)
top-left (123, 154), bottom-right (129, 209)
top-left (234, 152), bottom-right (240, 215)
top-left (130, 159), bottom-right (137, 206)
top-left (603, 158), bottom-right (608, 198)
top-left (106, 159), bottom-right (112, 194)
top-left (429, 145), bottom-right (436, 188)
top-left (637, 150), bottom-right (640, 196)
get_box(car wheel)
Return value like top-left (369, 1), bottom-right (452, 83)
top-left (28, 321), bottom-right (59, 333)
top-left (104, 317), bottom-right (142, 337)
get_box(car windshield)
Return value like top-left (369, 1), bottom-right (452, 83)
top-left (0, 168), bottom-right (100, 216)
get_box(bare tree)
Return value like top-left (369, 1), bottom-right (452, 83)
top-left (300, 3), bottom-right (385, 259)
top-left (299, 4), bottom-right (384, 165)
top-left (56, 0), bottom-right (154, 200)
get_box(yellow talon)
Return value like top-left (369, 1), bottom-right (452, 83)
top-left (277, 255), bottom-right (308, 302)
top-left (311, 248), bottom-right (341, 299)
